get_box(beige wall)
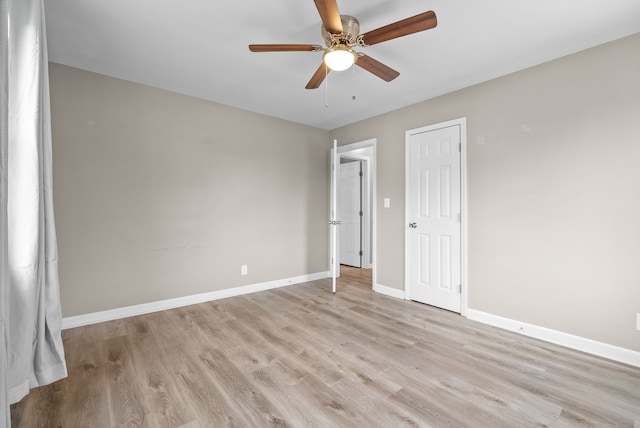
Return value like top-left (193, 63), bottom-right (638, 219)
top-left (49, 64), bottom-right (330, 317)
top-left (331, 33), bottom-right (640, 351)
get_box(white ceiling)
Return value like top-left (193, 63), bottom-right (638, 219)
top-left (44, 0), bottom-right (640, 130)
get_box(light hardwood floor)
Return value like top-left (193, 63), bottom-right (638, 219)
top-left (11, 267), bottom-right (640, 427)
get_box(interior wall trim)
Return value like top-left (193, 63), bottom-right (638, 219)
top-left (62, 271), bottom-right (330, 330)
top-left (466, 309), bottom-right (640, 368)
top-left (373, 283), bottom-right (405, 300)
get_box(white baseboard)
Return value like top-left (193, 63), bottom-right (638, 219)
top-left (62, 271), bottom-right (329, 330)
top-left (373, 283), bottom-right (406, 300)
top-left (466, 309), bottom-right (640, 368)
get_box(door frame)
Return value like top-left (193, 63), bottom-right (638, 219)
top-left (330, 138), bottom-right (377, 289)
top-left (404, 118), bottom-right (468, 316)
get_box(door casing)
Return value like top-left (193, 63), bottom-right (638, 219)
top-left (329, 138), bottom-right (377, 289)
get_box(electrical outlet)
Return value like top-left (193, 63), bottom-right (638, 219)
top-left (241, 265), bottom-right (248, 276)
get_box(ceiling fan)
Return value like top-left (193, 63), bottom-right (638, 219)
top-left (248, 0), bottom-right (437, 89)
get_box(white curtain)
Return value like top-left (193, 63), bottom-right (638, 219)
top-left (1, 0), bottom-right (68, 423)
top-left (1, 0), bottom-right (10, 424)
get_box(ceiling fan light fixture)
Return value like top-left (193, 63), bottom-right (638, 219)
top-left (323, 46), bottom-right (356, 71)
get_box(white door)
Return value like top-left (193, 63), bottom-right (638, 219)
top-left (339, 160), bottom-right (362, 267)
top-left (407, 123), bottom-right (462, 312)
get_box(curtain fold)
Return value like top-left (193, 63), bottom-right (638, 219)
top-left (2, 0), bottom-right (68, 419)
top-left (1, 0), bottom-right (10, 424)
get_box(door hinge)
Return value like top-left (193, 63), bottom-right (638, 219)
top-left (457, 284), bottom-right (462, 293)
top-left (359, 171), bottom-right (363, 177)
top-left (359, 210), bottom-right (363, 217)
top-left (359, 250), bottom-right (363, 256)
top-left (458, 143), bottom-right (462, 152)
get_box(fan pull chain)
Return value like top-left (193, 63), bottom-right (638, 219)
top-left (325, 64), bottom-right (329, 108)
top-left (352, 64), bottom-right (357, 101)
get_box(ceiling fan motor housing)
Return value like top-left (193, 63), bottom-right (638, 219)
top-left (322, 15), bottom-right (360, 47)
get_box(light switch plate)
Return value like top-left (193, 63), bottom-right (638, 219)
top-left (637, 313), bottom-right (640, 331)
top-left (383, 198), bottom-right (390, 208)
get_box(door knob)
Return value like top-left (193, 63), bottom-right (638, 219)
top-left (409, 222), bottom-right (417, 228)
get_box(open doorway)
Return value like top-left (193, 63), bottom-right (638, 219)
top-left (338, 158), bottom-right (363, 268)
top-left (335, 139), bottom-right (376, 290)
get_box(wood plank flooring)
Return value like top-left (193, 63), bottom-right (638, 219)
top-left (11, 266), bottom-right (640, 427)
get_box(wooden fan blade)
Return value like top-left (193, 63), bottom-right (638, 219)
top-left (249, 44), bottom-right (322, 52)
top-left (313, 0), bottom-right (343, 34)
top-left (355, 54), bottom-right (399, 82)
top-left (360, 11), bottom-right (437, 46)
top-left (306, 63), bottom-right (330, 89)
